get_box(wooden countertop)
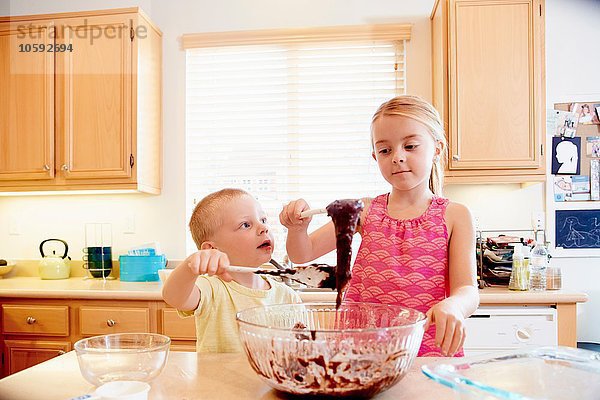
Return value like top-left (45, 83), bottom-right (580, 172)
top-left (0, 351), bottom-right (456, 400)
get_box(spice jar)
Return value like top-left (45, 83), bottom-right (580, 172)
top-left (546, 265), bottom-right (562, 290)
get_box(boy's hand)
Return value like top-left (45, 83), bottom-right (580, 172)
top-left (425, 299), bottom-right (466, 357)
top-left (185, 249), bottom-right (233, 282)
top-left (279, 199), bottom-right (312, 232)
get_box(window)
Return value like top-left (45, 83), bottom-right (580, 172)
top-left (185, 25), bottom-right (410, 263)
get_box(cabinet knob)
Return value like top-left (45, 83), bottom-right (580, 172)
top-left (43, 164), bottom-right (51, 171)
top-left (57, 350), bottom-right (66, 355)
top-left (106, 319), bottom-right (117, 327)
top-left (61, 164), bottom-right (69, 171)
top-left (452, 155), bottom-right (460, 161)
top-left (26, 316), bottom-right (36, 325)
top-left (516, 328), bottom-right (531, 341)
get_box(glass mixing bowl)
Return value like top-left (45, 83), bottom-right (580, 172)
top-left (236, 302), bottom-right (426, 398)
top-left (74, 333), bottom-right (170, 386)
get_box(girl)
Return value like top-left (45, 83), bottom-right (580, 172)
top-left (280, 95), bottom-right (479, 357)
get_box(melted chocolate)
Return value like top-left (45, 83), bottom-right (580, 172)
top-left (254, 264), bottom-right (336, 289)
top-left (326, 199), bottom-right (364, 308)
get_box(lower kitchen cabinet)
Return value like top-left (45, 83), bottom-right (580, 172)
top-left (0, 298), bottom-right (196, 377)
top-left (3, 340), bottom-right (71, 375)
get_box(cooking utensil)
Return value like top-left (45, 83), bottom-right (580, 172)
top-left (299, 208), bottom-right (327, 219)
top-left (236, 302), bottom-right (426, 397)
top-left (226, 264), bottom-right (336, 289)
top-left (39, 239), bottom-right (71, 280)
top-left (268, 258), bottom-right (286, 270)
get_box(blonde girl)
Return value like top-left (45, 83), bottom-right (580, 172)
top-left (280, 95), bottom-right (479, 357)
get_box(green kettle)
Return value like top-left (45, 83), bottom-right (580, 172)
top-left (39, 239), bottom-right (71, 280)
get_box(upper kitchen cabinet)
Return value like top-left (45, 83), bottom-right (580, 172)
top-left (431, 0), bottom-right (545, 184)
top-left (0, 8), bottom-right (162, 193)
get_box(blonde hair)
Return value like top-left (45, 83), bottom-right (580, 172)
top-left (372, 95), bottom-right (447, 195)
top-left (189, 188), bottom-right (250, 249)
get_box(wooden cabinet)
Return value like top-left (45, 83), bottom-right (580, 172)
top-left (3, 340), bottom-right (70, 375)
top-left (0, 298), bottom-right (195, 377)
top-left (79, 306), bottom-right (150, 335)
top-left (0, 8), bottom-right (162, 193)
top-left (0, 21), bottom-right (54, 181)
top-left (159, 308), bottom-right (197, 352)
top-left (431, 0), bottom-right (545, 183)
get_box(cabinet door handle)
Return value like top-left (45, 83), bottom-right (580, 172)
top-left (26, 316), bottom-right (36, 325)
top-left (43, 164), bottom-right (51, 171)
top-left (106, 319), bottom-right (117, 327)
top-left (452, 155), bottom-right (460, 161)
top-left (61, 164), bottom-right (69, 171)
top-left (57, 350), bottom-right (66, 355)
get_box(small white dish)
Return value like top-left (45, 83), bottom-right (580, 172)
top-left (70, 381), bottom-right (150, 400)
top-left (157, 268), bottom-right (173, 283)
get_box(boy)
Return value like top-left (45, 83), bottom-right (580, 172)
top-left (162, 188), bottom-right (301, 352)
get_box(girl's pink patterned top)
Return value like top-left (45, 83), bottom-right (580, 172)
top-left (344, 193), bottom-right (462, 357)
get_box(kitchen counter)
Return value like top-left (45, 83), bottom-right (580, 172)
top-left (0, 276), bottom-right (165, 300)
top-left (0, 276), bottom-right (588, 303)
top-left (0, 276), bottom-right (587, 347)
top-left (0, 351), bottom-right (455, 400)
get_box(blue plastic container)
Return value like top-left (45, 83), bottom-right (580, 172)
top-left (119, 255), bottom-right (166, 282)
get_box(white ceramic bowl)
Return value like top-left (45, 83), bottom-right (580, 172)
top-left (74, 333), bottom-right (170, 386)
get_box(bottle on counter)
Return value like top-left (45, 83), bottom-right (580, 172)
top-left (509, 243), bottom-right (528, 291)
top-left (530, 241), bottom-right (548, 291)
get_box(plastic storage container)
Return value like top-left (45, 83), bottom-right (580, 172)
top-left (422, 346), bottom-right (600, 399)
top-left (119, 255), bottom-right (166, 282)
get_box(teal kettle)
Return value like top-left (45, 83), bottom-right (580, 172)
top-left (39, 239), bottom-right (71, 279)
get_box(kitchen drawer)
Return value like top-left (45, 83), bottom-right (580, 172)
top-left (160, 308), bottom-right (196, 340)
top-left (2, 305), bottom-right (69, 336)
top-left (464, 306), bottom-right (557, 352)
top-left (79, 307), bottom-right (150, 335)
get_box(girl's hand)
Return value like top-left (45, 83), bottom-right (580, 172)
top-left (184, 249), bottom-right (233, 282)
top-left (279, 199), bottom-right (312, 232)
top-left (425, 299), bottom-right (466, 356)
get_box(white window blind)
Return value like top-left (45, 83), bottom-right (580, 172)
top-left (185, 39), bottom-right (406, 263)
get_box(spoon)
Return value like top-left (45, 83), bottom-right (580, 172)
top-left (226, 264), bottom-right (336, 289)
top-left (300, 208), bottom-right (328, 219)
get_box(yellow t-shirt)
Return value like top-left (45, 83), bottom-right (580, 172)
top-left (178, 275), bottom-right (301, 352)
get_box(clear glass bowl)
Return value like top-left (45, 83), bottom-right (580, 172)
top-left (236, 302), bottom-right (426, 398)
top-left (422, 346), bottom-right (600, 399)
top-left (74, 333), bottom-right (170, 386)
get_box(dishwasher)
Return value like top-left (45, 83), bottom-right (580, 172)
top-left (463, 306), bottom-right (558, 356)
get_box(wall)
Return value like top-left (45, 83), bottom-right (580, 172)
top-left (0, 0), bottom-right (598, 342)
top-left (542, 0), bottom-right (600, 343)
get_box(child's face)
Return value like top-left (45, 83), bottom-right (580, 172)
top-left (371, 115), bottom-right (441, 192)
top-left (207, 195), bottom-right (274, 267)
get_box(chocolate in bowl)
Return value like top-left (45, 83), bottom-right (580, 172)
top-left (236, 302), bottom-right (426, 398)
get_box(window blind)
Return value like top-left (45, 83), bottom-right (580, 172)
top-left (185, 39), bottom-right (406, 263)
